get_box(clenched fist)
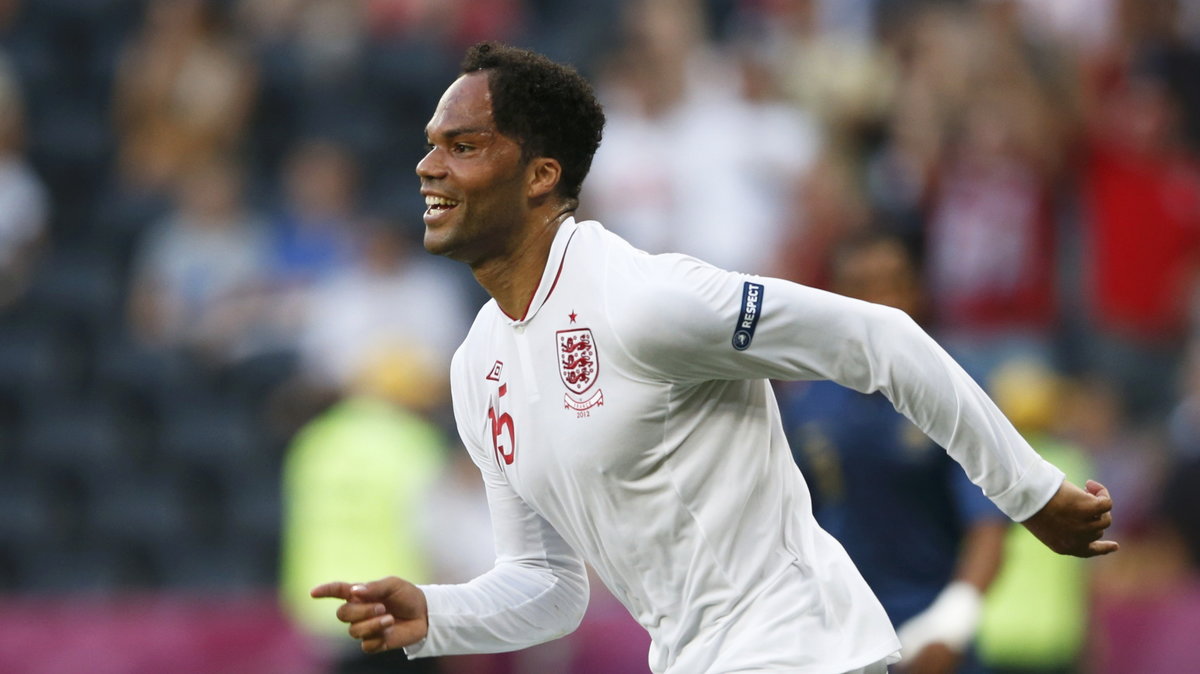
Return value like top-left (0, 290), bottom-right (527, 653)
top-left (1021, 479), bottom-right (1118, 558)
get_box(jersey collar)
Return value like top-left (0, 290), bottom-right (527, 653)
top-left (504, 216), bottom-right (579, 326)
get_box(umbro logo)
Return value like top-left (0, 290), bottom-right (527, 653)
top-left (486, 361), bottom-right (503, 381)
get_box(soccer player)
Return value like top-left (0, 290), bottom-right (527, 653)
top-left (311, 42), bottom-right (1117, 674)
top-left (781, 232), bottom-right (1008, 674)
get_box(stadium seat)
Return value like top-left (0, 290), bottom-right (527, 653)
top-left (0, 474), bottom-right (54, 590)
top-left (224, 470), bottom-right (283, 585)
top-left (156, 393), bottom-right (264, 478)
top-left (155, 539), bottom-right (268, 591)
top-left (16, 539), bottom-right (126, 593)
top-left (23, 248), bottom-right (122, 332)
top-left (16, 396), bottom-right (131, 477)
top-left (84, 466), bottom-right (188, 547)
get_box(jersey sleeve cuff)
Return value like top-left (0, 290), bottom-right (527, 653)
top-left (403, 584), bottom-right (454, 658)
top-left (990, 456), bottom-right (1065, 521)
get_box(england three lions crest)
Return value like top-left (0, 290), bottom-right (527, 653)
top-left (556, 328), bottom-right (604, 412)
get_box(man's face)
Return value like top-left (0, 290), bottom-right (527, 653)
top-left (417, 72), bottom-right (530, 265)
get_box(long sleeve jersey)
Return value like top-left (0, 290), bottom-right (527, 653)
top-left (406, 218), bottom-right (1065, 673)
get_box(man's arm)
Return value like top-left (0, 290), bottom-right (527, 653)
top-left (403, 467), bottom-right (591, 657)
top-left (895, 521), bottom-right (1008, 673)
top-left (897, 480), bottom-right (1117, 674)
top-left (618, 258), bottom-right (1116, 554)
top-left (311, 471), bottom-right (591, 656)
top-left (311, 351), bottom-right (590, 657)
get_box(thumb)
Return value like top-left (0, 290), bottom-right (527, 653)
top-left (350, 578), bottom-right (401, 603)
top-left (1085, 480), bottom-right (1109, 498)
top-left (350, 570), bottom-right (415, 604)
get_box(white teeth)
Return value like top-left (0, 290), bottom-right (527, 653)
top-left (425, 195), bottom-right (459, 209)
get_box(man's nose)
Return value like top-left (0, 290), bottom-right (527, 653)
top-left (416, 148), bottom-right (446, 179)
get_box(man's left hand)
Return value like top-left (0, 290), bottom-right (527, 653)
top-left (1021, 479), bottom-right (1118, 557)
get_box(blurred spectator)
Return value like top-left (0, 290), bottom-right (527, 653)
top-left (236, 0), bottom-right (370, 110)
top-left (771, 149), bottom-right (870, 288)
top-left (1162, 453), bottom-right (1200, 572)
top-left (862, 59), bottom-right (945, 249)
top-left (296, 216), bottom-right (474, 404)
top-left (1057, 373), bottom-right (1167, 538)
top-left (1011, 0), bottom-right (1118, 57)
top-left (113, 0), bottom-right (256, 192)
top-left (583, 0), bottom-right (818, 273)
top-left (364, 0), bottom-right (526, 47)
top-left (922, 39), bottom-right (1062, 381)
top-left (0, 49), bottom-right (46, 312)
top-left (737, 0), bottom-right (897, 147)
top-left (280, 356), bottom-right (447, 674)
top-left (1075, 65), bottom-right (1200, 420)
top-left (1168, 339), bottom-right (1200, 460)
top-left (127, 157), bottom-right (270, 363)
top-left (1122, 0), bottom-right (1200, 176)
top-left (976, 359), bottom-right (1093, 674)
top-left (256, 138), bottom-right (365, 353)
top-left (267, 138), bottom-right (362, 284)
top-left (780, 231), bottom-right (1008, 674)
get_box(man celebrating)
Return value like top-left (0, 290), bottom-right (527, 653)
top-left (312, 42), bottom-right (1116, 674)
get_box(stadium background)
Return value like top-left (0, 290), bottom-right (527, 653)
top-left (0, 0), bottom-right (1197, 671)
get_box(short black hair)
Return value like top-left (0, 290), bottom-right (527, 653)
top-left (461, 42), bottom-right (605, 201)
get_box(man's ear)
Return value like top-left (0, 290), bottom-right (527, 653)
top-left (527, 157), bottom-right (563, 200)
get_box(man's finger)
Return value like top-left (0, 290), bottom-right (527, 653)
top-left (1081, 491), bottom-right (1113, 518)
top-left (1085, 540), bottom-right (1120, 557)
top-left (311, 582), bottom-right (355, 600)
top-left (360, 635), bottom-right (388, 654)
top-left (349, 614), bottom-right (395, 640)
top-left (351, 578), bottom-right (401, 603)
top-left (337, 601), bottom-right (387, 624)
top-left (1090, 511), bottom-right (1113, 530)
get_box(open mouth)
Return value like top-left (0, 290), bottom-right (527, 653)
top-left (425, 195), bottom-right (460, 216)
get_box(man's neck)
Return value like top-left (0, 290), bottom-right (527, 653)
top-left (472, 208), bottom-right (573, 320)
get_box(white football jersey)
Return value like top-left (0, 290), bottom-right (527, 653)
top-left (407, 218), bottom-right (1064, 673)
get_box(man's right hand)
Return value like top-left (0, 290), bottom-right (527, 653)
top-left (1021, 479), bottom-right (1119, 557)
top-left (311, 577), bottom-right (430, 653)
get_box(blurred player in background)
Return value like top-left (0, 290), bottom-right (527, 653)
top-left (313, 42), bottom-right (1117, 674)
top-left (781, 232), bottom-right (1008, 674)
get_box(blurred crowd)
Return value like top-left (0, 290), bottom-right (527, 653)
top-left (0, 0), bottom-right (1197, 672)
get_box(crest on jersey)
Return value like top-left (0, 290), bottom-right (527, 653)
top-left (556, 328), bottom-right (604, 412)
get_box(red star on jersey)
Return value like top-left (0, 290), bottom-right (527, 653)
top-left (569, 310), bottom-right (578, 324)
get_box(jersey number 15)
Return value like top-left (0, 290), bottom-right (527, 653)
top-left (488, 384), bottom-right (516, 468)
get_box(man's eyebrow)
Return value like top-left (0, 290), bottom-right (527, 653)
top-left (425, 126), bottom-right (493, 140)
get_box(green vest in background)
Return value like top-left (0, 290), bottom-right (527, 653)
top-left (280, 395), bottom-right (446, 638)
top-left (977, 435), bottom-right (1092, 670)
